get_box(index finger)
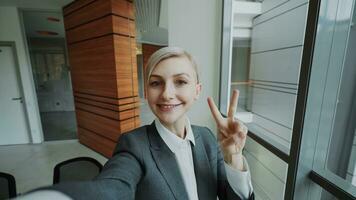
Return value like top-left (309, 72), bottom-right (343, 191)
top-left (228, 90), bottom-right (239, 119)
top-left (207, 97), bottom-right (224, 125)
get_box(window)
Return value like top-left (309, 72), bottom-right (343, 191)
top-left (220, 0), bottom-right (356, 199)
top-left (220, 0), bottom-right (310, 199)
top-left (297, 0), bottom-right (356, 198)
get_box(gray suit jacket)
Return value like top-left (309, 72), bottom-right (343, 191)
top-left (47, 123), bottom-right (254, 200)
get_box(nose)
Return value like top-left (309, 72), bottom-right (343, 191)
top-left (161, 83), bottom-right (175, 100)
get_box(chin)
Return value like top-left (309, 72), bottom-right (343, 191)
top-left (156, 114), bottom-right (181, 125)
top-left (154, 109), bottom-right (187, 125)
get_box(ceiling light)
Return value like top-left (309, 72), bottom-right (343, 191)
top-left (36, 31), bottom-right (59, 36)
top-left (47, 17), bottom-right (60, 22)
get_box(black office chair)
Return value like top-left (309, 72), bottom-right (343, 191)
top-left (53, 157), bottom-right (103, 184)
top-left (0, 172), bottom-right (17, 199)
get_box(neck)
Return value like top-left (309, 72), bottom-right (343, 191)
top-left (159, 116), bottom-right (187, 138)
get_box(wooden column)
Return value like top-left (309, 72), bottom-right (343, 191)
top-left (63, 0), bottom-right (140, 158)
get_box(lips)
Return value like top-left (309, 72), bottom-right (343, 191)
top-left (157, 103), bottom-right (182, 111)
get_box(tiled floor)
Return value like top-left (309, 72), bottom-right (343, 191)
top-left (0, 140), bottom-right (108, 195)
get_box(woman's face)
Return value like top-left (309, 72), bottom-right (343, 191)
top-left (147, 56), bottom-right (201, 126)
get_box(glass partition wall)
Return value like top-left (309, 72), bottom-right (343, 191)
top-left (295, 0), bottom-right (356, 198)
top-left (220, 0), bottom-right (356, 199)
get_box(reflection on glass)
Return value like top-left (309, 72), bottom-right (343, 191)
top-left (310, 0), bottom-right (356, 198)
top-left (324, 9), bottom-right (356, 189)
top-left (228, 1), bottom-right (309, 200)
top-left (230, 0), bottom-right (309, 152)
top-left (231, 46), bottom-right (251, 111)
top-left (26, 37), bottom-right (77, 141)
top-left (321, 187), bottom-right (341, 200)
top-left (31, 53), bottom-right (66, 89)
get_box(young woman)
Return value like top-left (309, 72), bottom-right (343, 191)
top-left (22, 47), bottom-right (254, 200)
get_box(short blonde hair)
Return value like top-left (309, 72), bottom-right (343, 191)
top-left (145, 46), bottom-right (200, 84)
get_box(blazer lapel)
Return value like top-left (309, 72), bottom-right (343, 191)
top-left (191, 126), bottom-right (216, 200)
top-left (147, 123), bottom-right (189, 200)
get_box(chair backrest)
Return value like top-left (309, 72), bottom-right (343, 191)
top-left (53, 157), bottom-right (103, 184)
top-left (0, 172), bottom-right (16, 199)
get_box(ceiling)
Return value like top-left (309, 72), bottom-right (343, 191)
top-left (0, 0), bottom-right (168, 44)
top-left (0, 0), bottom-right (72, 38)
top-left (22, 11), bottom-right (66, 38)
top-left (134, 0), bottom-right (168, 45)
top-left (0, 0), bottom-right (73, 10)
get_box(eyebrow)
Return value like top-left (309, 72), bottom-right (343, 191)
top-left (150, 73), bottom-right (191, 78)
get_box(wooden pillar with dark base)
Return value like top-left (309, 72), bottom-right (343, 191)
top-left (63, 0), bottom-right (140, 158)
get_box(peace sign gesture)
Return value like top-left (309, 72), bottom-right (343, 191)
top-left (207, 90), bottom-right (248, 170)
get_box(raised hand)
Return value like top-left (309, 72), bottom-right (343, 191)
top-left (207, 90), bottom-right (248, 170)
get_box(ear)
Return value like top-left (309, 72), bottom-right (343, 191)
top-left (194, 83), bottom-right (202, 100)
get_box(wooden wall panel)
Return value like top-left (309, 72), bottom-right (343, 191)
top-left (64, 0), bottom-right (111, 29)
top-left (75, 101), bottom-right (120, 120)
top-left (66, 15), bottom-right (113, 44)
top-left (74, 92), bottom-right (119, 105)
top-left (120, 116), bottom-right (140, 133)
top-left (64, 0), bottom-right (133, 30)
top-left (76, 109), bottom-right (121, 141)
top-left (63, 0), bottom-right (96, 16)
top-left (75, 96), bottom-right (120, 111)
top-left (112, 0), bottom-right (135, 19)
top-left (131, 38), bottom-right (139, 96)
top-left (78, 127), bottom-right (116, 158)
top-left (113, 16), bottom-right (135, 37)
top-left (64, 0), bottom-right (139, 157)
top-left (114, 35), bottom-right (134, 98)
top-left (69, 35), bottom-right (117, 98)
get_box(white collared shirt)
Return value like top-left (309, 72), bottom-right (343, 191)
top-left (155, 118), bottom-right (198, 200)
top-left (155, 118), bottom-right (253, 200)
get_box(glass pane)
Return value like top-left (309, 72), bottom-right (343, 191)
top-left (244, 137), bottom-right (287, 200)
top-left (231, 47), bottom-right (250, 110)
top-left (229, 0), bottom-right (310, 153)
top-left (34, 53), bottom-right (48, 87)
top-left (223, 1), bottom-right (310, 200)
top-left (46, 53), bottom-right (65, 80)
top-left (324, 3), bottom-right (356, 187)
top-left (317, 186), bottom-right (341, 200)
top-left (306, 0), bottom-right (356, 197)
top-left (315, 0), bottom-right (356, 186)
top-left (320, 189), bottom-right (340, 200)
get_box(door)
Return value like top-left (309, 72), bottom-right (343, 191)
top-left (0, 44), bottom-right (30, 145)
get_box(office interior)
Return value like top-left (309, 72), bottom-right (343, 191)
top-left (0, 0), bottom-right (355, 199)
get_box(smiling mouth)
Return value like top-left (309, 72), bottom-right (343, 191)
top-left (157, 103), bottom-right (182, 111)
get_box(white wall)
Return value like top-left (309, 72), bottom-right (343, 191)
top-left (168, 0), bottom-right (222, 131)
top-left (0, 7), bottom-right (43, 143)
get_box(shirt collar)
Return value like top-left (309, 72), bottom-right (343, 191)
top-left (155, 118), bottom-right (195, 154)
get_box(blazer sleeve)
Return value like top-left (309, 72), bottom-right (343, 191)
top-left (205, 127), bottom-right (255, 200)
top-left (28, 133), bottom-right (144, 200)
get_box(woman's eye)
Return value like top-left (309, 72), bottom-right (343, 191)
top-left (175, 80), bottom-right (188, 86)
top-left (149, 81), bottom-right (161, 87)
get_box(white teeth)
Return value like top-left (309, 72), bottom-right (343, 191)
top-left (159, 104), bottom-right (179, 109)
top-left (161, 105), bottom-right (175, 109)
